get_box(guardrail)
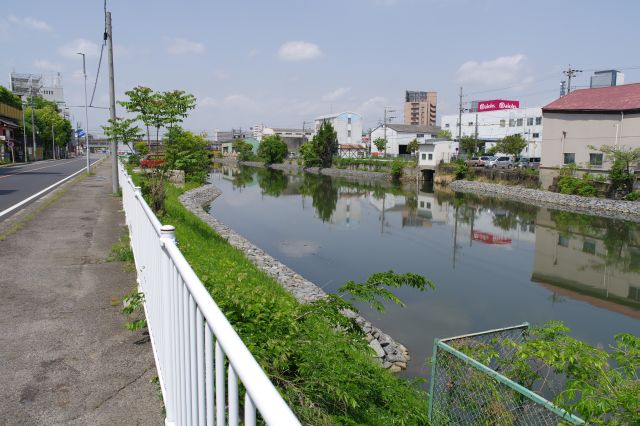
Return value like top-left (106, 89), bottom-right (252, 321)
top-left (118, 163), bottom-right (300, 426)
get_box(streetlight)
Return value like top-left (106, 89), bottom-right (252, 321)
top-left (77, 52), bottom-right (90, 174)
top-left (21, 97), bottom-right (27, 162)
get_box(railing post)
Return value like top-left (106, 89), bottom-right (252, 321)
top-left (134, 185), bottom-right (143, 198)
top-left (160, 224), bottom-right (177, 426)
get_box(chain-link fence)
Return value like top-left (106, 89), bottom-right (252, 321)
top-left (428, 323), bottom-right (584, 425)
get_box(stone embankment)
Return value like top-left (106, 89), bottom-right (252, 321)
top-left (180, 184), bottom-right (410, 371)
top-left (450, 180), bottom-right (640, 222)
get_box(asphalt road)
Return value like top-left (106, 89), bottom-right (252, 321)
top-left (0, 156), bottom-right (102, 215)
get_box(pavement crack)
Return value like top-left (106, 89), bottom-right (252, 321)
top-left (89, 366), bottom-right (155, 414)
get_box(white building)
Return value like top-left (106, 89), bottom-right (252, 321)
top-left (314, 112), bottom-right (364, 155)
top-left (417, 139), bottom-right (457, 170)
top-left (370, 124), bottom-right (439, 156)
top-left (440, 107), bottom-right (543, 157)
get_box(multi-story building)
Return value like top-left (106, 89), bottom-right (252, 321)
top-left (540, 82), bottom-right (640, 188)
top-left (590, 70), bottom-right (624, 89)
top-left (440, 106), bottom-right (543, 157)
top-left (10, 72), bottom-right (65, 110)
top-left (314, 111), bottom-right (365, 157)
top-left (404, 91), bottom-right (437, 127)
top-left (261, 127), bottom-right (313, 154)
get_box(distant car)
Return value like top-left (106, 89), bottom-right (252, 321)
top-left (465, 157), bottom-right (483, 167)
top-left (140, 153), bottom-right (166, 169)
top-left (515, 157), bottom-right (541, 169)
top-left (485, 156), bottom-right (514, 168)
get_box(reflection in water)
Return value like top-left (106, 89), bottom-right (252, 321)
top-left (533, 210), bottom-right (640, 317)
top-left (209, 166), bottom-right (640, 380)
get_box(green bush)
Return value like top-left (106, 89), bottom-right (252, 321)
top-left (390, 158), bottom-right (404, 179)
top-left (258, 134), bottom-right (288, 164)
top-left (128, 154), bottom-right (141, 166)
top-left (557, 166), bottom-right (598, 197)
top-left (452, 159), bottom-right (468, 180)
top-left (625, 191), bottom-right (640, 201)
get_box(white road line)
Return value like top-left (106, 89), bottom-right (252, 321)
top-left (0, 160), bottom-right (101, 220)
top-left (0, 159), bottom-right (81, 180)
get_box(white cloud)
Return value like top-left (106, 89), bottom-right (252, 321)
top-left (247, 48), bottom-right (259, 58)
top-left (33, 59), bottom-right (62, 71)
top-left (456, 54), bottom-right (528, 87)
top-left (198, 97), bottom-right (220, 108)
top-left (166, 37), bottom-right (205, 55)
top-left (212, 69), bottom-right (230, 81)
top-left (278, 41), bottom-right (322, 62)
top-left (356, 96), bottom-right (387, 117)
top-left (198, 94), bottom-right (255, 110)
top-left (322, 87), bottom-right (351, 102)
top-left (60, 38), bottom-right (100, 58)
top-left (8, 15), bottom-right (51, 31)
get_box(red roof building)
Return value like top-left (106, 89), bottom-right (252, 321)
top-left (543, 83), bottom-right (640, 113)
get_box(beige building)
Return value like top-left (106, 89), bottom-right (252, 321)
top-left (540, 83), bottom-right (640, 187)
top-left (404, 91), bottom-right (437, 127)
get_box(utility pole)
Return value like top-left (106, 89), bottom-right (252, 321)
top-left (458, 87), bottom-right (463, 142)
top-left (52, 123), bottom-right (55, 160)
top-left (106, 10), bottom-right (118, 192)
top-left (21, 97), bottom-right (27, 162)
top-left (563, 65), bottom-right (582, 94)
top-left (78, 52), bottom-right (90, 174)
top-left (30, 95), bottom-right (36, 161)
top-left (383, 106), bottom-right (396, 157)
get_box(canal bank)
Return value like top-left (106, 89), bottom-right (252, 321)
top-left (180, 183), bottom-right (412, 371)
top-left (450, 180), bottom-right (640, 223)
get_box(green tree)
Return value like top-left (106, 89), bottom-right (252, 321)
top-left (459, 135), bottom-right (478, 156)
top-left (23, 100), bottom-right (72, 158)
top-left (233, 139), bottom-right (254, 161)
top-left (299, 122), bottom-right (338, 167)
top-left (119, 86), bottom-right (155, 147)
top-left (373, 137), bottom-right (387, 154)
top-left (101, 117), bottom-right (144, 154)
top-left (590, 144), bottom-right (640, 196)
top-left (407, 138), bottom-right (419, 155)
top-left (298, 173), bottom-right (339, 222)
top-left (161, 90), bottom-right (197, 136)
top-left (134, 141), bottom-right (149, 155)
top-left (437, 129), bottom-right (452, 139)
top-left (495, 134), bottom-right (527, 157)
top-left (257, 134), bottom-right (288, 164)
top-left (0, 85), bottom-right (22, 109)
top-left (256, 168), bottom-right (288, 197)
top-left (164, 126), bottom-right (210, 183)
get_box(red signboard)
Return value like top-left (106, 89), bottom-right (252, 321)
top-left (476, 99), bottom-right (520, 112)
top-left (472, 230), bottom-right (512, 245)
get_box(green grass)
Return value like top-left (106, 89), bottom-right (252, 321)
top-left (137, 174), bottom-right (430, 425)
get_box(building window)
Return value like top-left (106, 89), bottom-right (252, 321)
top-left (468, 122), bottom-right (474, 126)
top-left (428, 153), bottom-right (433, 160)
top-left (347, 117), bottom-right (352, 124)
top-left (527, 117), bottom-right (534, 126)
top-left (509, 119), bottom-right (515, 127)
top-left (420, 201), bottom-right (425, 208)
top-left (563, 153), bottom-right (575, 164)
top-left (558, 235), bottom-right (569, 247)
top-left (417, 133), bottom-right (424, 138)
top-left (421, 153), bottom-right (426, 160)
top-left (536, 117), bottom-right (542, 125)
top-left (589, 153), bottom-right (603, 166)
top-left (347, 130), bottom-right (351, 137)
top-left (532, 133), bottom-right (540, 138)
top-left (500, 120), bottom-right (506, 127)
top-left (426, 202), bottom-right (431, 209)
top-left (516, 118), bottom-right (523, 126)
top-left (629, 286), bottom-right (640, 302)
top-left (445, 123), bottom-right (450, 128)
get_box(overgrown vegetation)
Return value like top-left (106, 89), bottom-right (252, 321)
top-left (130, 171), bottom-right (431, 424)
top-left (459, 321), bottom-right (639, 425)
top-left (257, 134), bottom-right (288, 164)
top-left (557, 164), bottom-right (598, 197)
top-left (164, 127), bottom-right (210, 183)
top-left (300, 121), bottom-right (338, 168)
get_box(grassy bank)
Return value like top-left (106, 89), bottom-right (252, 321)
top-left (132, 172), bottom-right (429, 425)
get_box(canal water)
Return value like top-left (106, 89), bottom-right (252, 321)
top-left (207, 166), bottom-right (640, 379)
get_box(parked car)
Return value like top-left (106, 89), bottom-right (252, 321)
top-left (485, 156), bottom-right (514, 168)
top-left (140, 153), bottom-right (166, 169)
top-left (465, 155), bottom-right (493, 167)
top-left (515, 157), bottom-right (541, 169)
top-left (527, 157), bottom-right (541, 169)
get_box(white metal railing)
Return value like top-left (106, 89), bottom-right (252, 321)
top-left (118, 162), bottom-right (300, 426)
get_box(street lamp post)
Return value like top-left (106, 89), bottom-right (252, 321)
top-left (78, 52), bottom-right (90, 174)
top-left (21, 97), bottom-right (27, 162)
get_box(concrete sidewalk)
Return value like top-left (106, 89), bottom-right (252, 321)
top-left (0, 160), bottom-right (162, 425)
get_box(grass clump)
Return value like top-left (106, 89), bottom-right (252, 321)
top-left (108, 230), bottom-right (134, 263)
top-left (145, 178), bottom-right (430, 424)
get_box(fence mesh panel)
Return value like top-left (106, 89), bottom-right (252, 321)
top-left (429, 324), bottom-right (583, 425)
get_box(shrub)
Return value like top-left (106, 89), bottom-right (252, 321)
top-left (557, 165), bottom-right (597, 197)
top-left (625, 191), bottom-right (640, 201)
top-left (390, 158), bottom-right (404, 179)
top-left (452, 159), bottom-right (468, 180)
top-left (128, 154), bottom-right (141, 166)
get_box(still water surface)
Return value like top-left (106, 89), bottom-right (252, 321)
top-left (208, 166), bottom-right (640, 378)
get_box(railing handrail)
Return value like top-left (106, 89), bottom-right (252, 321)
top-left (118, 162), bottom-right (300, 425)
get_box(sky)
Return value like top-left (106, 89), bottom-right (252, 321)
top-left (2, 0), bottom-right (640, 137)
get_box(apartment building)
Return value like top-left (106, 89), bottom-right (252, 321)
top-left (404, 91), bottom-right (437, 127)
